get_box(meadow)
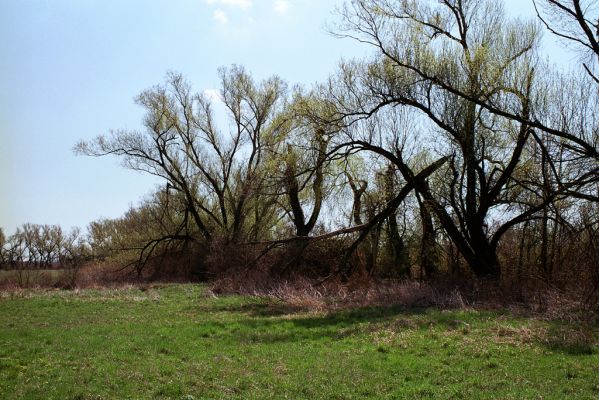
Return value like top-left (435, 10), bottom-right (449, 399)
top-left (0, 284), bottom-right (597, 399)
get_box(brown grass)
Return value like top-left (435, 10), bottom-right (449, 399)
top-left (209, 270), bottom-right (599, 322)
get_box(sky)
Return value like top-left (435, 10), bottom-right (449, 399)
top-left (0, 0), bottom-right (571, 236)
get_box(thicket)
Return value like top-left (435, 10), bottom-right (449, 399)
top-left (2, 0), bottom-right (598, 309)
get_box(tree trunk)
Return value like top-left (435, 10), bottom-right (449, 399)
top-left (417, 194), bottom-right (438, 277)
top-left (387, 213), bottom-right (409, 276)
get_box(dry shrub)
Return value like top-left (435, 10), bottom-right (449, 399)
top-left (141, 249), bottom-right (201, 281)
top-left (496, 217), bottom-right (599, 312)
top-left (211, 269), bottom-right (474, 312)
top-left (76, 262), bottom-right (139, 287)
top-left (0, 269), bottom-right (71, 289)
top-left (210, 265), bottom-right (598, 321)
top-left (287, 238), bottom-right (348, 278)
top-left (203, 237), bottom-right (262, 279)
top-left (73, 245), bottom-right (205, 288)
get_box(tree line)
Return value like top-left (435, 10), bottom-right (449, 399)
top-left (2, 0), bottom-right (598, 298)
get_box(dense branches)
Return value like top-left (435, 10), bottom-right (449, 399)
top-left (76, 67), bottom-right (288, 245)
top-left (323, 0), bottom-right (599, 277)
top-left (534, 0), bottom-right (599, 82)
top-left (36, 0), bottom-right (595, 295)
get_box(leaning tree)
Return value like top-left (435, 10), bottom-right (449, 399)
top-left (326, 0), bottom-right (599, 277)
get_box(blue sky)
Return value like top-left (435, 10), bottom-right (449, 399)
top-left (0, 0), bottom-right (569, 235)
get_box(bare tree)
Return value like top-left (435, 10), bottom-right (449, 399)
top-left (325, 0), bottom-right (599, 277)
top-left (533, 0), bottom-right (599, 82)
top-left (0, 227), bottom-right (5, 267)
top-left (77, 67), bottom-right (289, 272)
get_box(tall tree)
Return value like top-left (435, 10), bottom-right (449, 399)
top-left (533, 0), bottom-right (599, 83)
top-left (328, 0), bottom-right (591, 276)
top-left (77, 67), bottom-right (288, 249)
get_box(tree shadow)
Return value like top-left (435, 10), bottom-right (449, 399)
top-left (541, 322), bottom-right (598, 356)
top-left (201, 302), bottom-right (493, 345)
top-left (191, 296), bottom-right (598, 353)
top-left (193, 299), bottom-right (306, 317)
top-left (232, 304), bottom-right (420, 343)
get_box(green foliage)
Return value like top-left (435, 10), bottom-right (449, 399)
top-left (0, 285), bottom-right (597, 399)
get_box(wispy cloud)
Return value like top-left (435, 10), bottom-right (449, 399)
top-left (203, 89), bottom-right (223, 102)
top-left (213, 9), bottom-right (228, 24)
top-left (273, 0), bottom-right (291, 14)
top-left (206, 0), bottom-right (252, 10)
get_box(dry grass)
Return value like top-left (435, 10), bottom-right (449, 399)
top-left (210, 271), bottom-right (599, 323)
top-left (2, 258), bottom-right (596, 323)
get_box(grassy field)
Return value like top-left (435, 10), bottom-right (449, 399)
top-left (0, 284), bottom-right (597, 399)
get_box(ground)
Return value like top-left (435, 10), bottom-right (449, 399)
top-left (0, 284), bottom-right (597, 399)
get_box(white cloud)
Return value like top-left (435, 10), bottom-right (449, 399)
top-left (206, 0), bottom-right (252, 10)
top-left (273, 0), bottom-right (291, 14)
top-left (203, 89), bottom-right (223, 103)
top-left (213, 9), bottom-right (228, 23)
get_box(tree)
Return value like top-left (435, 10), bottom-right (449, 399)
top-left (533, 0), bottom-right (599, 83)
top-left (334, 0), bottom-right (598, 158)
top-left (77, 67), bottom-right (289, 270)
top-left (85, 190), bottom-right (192, 274)
top-left (0, 227), bottom-right (5, 267)
top-left (327, 0), bottom-right (598, 277)
top-left (278, 93), bottom-right (335, 238)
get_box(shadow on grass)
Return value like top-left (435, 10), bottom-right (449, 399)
top-left (542, 322), bottom-right (597, 355)
top-left (193, 299), bottom-right (307, 317)
top-left (234, 306), bottom-right (422, 344)
top-left (191, 299), bottom-right (599, 354)
top-left (194, 302), bottom-right (503, 345)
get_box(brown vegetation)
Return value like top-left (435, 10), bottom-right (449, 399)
top-left (2, 0), bottom-right (598, 317)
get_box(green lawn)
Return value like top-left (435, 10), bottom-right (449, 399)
top-left (0, 285), bottom-right (597, 399)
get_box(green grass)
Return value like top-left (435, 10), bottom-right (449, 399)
top-left (0, 284), bottom-right (597, 399)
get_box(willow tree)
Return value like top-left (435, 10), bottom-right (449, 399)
top-left (328, 0), bottom-right (576, 277)
top-left (534, 0), bottom-right (599, 83)
top-left (77, 67), bottom-right (288, 257)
